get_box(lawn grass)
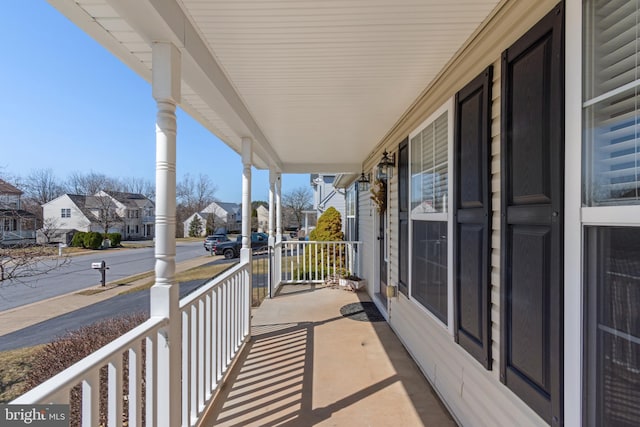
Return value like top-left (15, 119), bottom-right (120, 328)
top-left (0, 345), bottom-right (43, 403)
top-left (118, 262), bottom-right (235, 295)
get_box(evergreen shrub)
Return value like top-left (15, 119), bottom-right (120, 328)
top-left (107, 233), bottom-right (121, 247)
top-left (70, 232), bottom-right (86, 248)
top-left (83, 231), bottom-right (103, 250)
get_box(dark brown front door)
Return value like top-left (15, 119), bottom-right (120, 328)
top-left (500, 3), bottom-right (564, 426)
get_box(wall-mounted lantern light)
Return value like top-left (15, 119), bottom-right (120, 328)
top-left (357, 171), bottom-right (370, 191)
top-left (376, 150), bottom-right (396, 181)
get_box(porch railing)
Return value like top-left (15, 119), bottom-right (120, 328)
top-left (276, 240), bottom-right (361, 289)
top-left (12, 259), bottom-right (251, 427)
top-left (12, 316), bottom-right (169, 425)
top-left (179, 260), bottom-right (250, 425)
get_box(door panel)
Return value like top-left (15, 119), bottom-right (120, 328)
top-left (454, 66), bottom-right (493, 368)
top-left (500, 3), bottom-right (563, 425)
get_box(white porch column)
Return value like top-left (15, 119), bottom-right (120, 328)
top-left (240, 138), bottom-right (252, 261)
top-left (150, 41), bottom-right (181, 427)
top-left (268, 168), bottom-right (276, 245)
top-left (275, 173), bottom-right (282, 242)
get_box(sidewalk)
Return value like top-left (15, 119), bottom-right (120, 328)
top-left (0, 254), bottom-right (220, 337)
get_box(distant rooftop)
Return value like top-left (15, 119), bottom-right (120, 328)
top-left (0, 179), bottom-right (23, 195)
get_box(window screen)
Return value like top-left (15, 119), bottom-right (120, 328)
top-left (585, 227), bottom-right (640, 426)
top-left (412, 221), bottom-right (448, 322)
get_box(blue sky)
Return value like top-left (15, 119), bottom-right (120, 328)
top-left (0, 2), bottom-right (309, 203)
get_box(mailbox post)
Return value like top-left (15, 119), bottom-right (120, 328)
top-left (91, 261), bottom-right (109, 287)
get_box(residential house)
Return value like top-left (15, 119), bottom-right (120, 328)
top-left (99, 191), bottom-right (155, 239)
top-left (183, 201), bottom-right (241, 237)
top-left (19, 1), bottom-right (640, 426)
top-left (310, 174), bottom-right (346, 233)
top-left (0, 179), bottom-right (36, 245)
top-left (42, 191), bottom-right (154, 242)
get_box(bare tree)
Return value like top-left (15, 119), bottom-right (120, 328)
top-left (205, 212), bottom-right (219, 235)
top-left (177, 173), bottom-right (217, 212)
top-left (0, 245), bottom-right (70, 283)
top-left (282, 186), bottom-right (313, 229)
top-left (17, 169), bottom-right (65, 224)
top-left (117, 177), bottom-right (155, 201)
top-left (66, 171), bottom-right (116, 195)
top-left (39, 216), bottom-right (61, 244)
top-left (91, 192), bottom-right (123, 236)
top-left (24, 169), bottom-right (65, 205)
top-left (176, 174), bottom-right (217, 238)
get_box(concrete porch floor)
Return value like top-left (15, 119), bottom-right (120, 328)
top-left (201, 284), bottom-right (456, 426)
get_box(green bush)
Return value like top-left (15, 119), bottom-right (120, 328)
top-left (107, 232), bottom-right (121, 247)
top-left (70, 232), bottom-right (86, 248)
top-left (301, 208), bottom-right (345, 279)
top-left (309, 207), bottom-right (344, 241)
top-left (83, 231), bottom-right (104, 250)
top-left (189, 216), bottom-right (203, 237)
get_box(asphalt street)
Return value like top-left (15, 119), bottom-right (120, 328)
top-left (0, 241), bottom-right (206, 312)
top-left (0, 255), bottom-right (270, 351)
top-left (0, 278), bottom-right (207, 351)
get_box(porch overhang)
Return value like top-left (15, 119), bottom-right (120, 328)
top-left (48, 0), bottom-right (501, 173)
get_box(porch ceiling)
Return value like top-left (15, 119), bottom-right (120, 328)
top-left (49, 0), bottom-right (500, 173)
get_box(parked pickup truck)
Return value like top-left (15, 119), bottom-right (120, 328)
top-left (214, 232), bottom-right (268, 259)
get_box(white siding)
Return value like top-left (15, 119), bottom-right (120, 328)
top-left (358, 0), bottom-right (561, 425)
top-left (358, 178), bottom-right (375, 295)
top-left (387, 170), bottom-right (399, 294)
top-left (184, 213), bottom-right (207, 237)
top-left (490, 58), bottom-right (501, 378)
top-left (43, 195), bottom-right (91, 232)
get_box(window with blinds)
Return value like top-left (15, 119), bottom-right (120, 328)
top-left (345, 184), bottom-right (357, 242)
top-left (410, 111), bottom-right (449, 216)
top-left (583, 0), bottom-right (640, 206)
top-left (409, 107), bottom-right (450, 322)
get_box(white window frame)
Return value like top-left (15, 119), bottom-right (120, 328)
top-left (566, 1), bottom-right (640, 425)
top-left (61, 208), bottom-right (71, 218)
top-left (408, 98), bottom-right (455, 333)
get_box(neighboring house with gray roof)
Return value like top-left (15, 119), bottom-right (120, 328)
top-left (183, 201), bottom-right (241, 237)
top-left (98, 190), bottom-right (155, 239)
top-left (0, 179), bottom-right (36, 246)
top-left (42, 191), bottom-right (155, 242)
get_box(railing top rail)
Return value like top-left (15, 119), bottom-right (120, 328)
top-left (12, 316), bottom-right (168, 404)
top-left (179, 260), bottom-right (250, 309)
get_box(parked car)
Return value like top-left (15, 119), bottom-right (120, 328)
top-left (203, 234), bottom-right (229, 251)
top-left (214, 232), bottom-right (268, 259)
